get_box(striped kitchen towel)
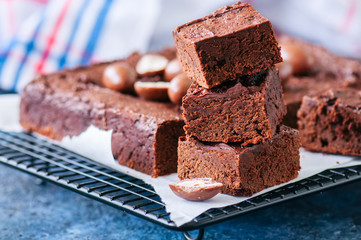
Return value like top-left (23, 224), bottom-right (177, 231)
top-left (1, 0), bottom-right (360, 92)
top-left (0, 0), bottom-right (160, 92)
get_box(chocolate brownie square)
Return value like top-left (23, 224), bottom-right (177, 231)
top-left (173, 2), bottom-right (282, 88)
top-left (182, 67), bottom-right (286, 145)
top-left (297, 88), bottom-right (361, 156)
top-left (178, 125), bottom-right (301, 196)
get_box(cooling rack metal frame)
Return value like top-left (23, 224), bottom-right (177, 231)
top-left (1, 130), bottom-right (361, 235)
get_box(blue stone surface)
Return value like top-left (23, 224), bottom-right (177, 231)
top-left (1, 164), bottom-right (361, 240)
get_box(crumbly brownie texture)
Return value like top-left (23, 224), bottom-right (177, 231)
top-left (297, 88), bottom-right (361, 156)
top-left (20, 55), bottom-right (184, 177)
top-left (178, 125), bottom-right (301, 196)
top-left (279, 36), bottom-right (361, 128)
top-left (173, 2), bottom-right (282, 88)
top-left (282, 76), bottom-right (339, 128)
top-left (182, 67), bottom-right (286, 145)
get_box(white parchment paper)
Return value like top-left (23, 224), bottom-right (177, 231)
top-left (1, 94), bottom-right (360, 226)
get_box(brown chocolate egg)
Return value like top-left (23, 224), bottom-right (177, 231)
top-left (102, 62), bottom-right (136, 92)
top-left (164, 58), bottom-right (183, 81)
top-left (276, 61), bottom-right (292, 81)
top-left (281, 43), bottom-right (313, 75)
top-left (169, 178), bottom-right (223, 201)
top-left (134, 81), bottom-right (170, 101)
top-left (168, 74), bottom-right (192, 105)
top-left (135, 54), bottom-right (169, 77)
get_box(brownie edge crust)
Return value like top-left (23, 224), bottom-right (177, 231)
top-left (177, 125), bottom-right (301, 196)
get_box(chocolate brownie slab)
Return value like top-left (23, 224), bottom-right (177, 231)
top-left (178, 125), bottom-right (301, 196)
top-left (279, 36), bottom-right (361, 128)
top-left (297, 88), bottom-right (361, 156)
top-left (182, 67), bottom-right (286, 145)
top-left (20, 59), bottom-right (184, 177)
top-left (173, 2), bottom-right (282, 88)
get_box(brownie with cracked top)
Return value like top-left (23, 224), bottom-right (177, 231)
top-left (173, 2), bottom-right (282, 89)
top-left (182, 67), bottom-right (286, 145)
top-left (297, 88), bottom-right (361, 156)
top-left (178, 125), bottom-right (301, 196)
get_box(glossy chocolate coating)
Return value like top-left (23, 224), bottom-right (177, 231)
top-left (168, 74), bottom-right (192, 105)
top-left (102, 62), bottom-right (136, 92)
top-left (280, 42), bottom-right (313, 75)
top-left (169, 178), bottom-right (223, 201)
top-left (134, 81), bottom-right (170, 101)
top-left (136, 54), bottom-right (169, 77)
top-left (164, 58), bottom-right (183, 81)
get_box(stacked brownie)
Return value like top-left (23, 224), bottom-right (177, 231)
top-left (173, 2), bottom-right (301, 196)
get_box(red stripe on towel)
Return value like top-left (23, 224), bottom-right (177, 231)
top-left (341, 0), bottom-right (357, 32)
top-left (35, 0), bottom-right (71, 73)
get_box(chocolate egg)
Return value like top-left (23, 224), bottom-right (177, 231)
top-left (168, 74), bottom-right (192, 105)
top-left (281, 43), bottom-right (313, 75)
top-left (164, 58), bottom-right (183, 81)
top-left (135, 54), bottom-right (169, 77)
top-left (169, 178), bottom-right (223, 201)
top-left (134, 81), bottom-right (170, 101)
top-left (276, 61), bottom-right (292, 81)
top-left (102, 62), bottom-right (136, 92)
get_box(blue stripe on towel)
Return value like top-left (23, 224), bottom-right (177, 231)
top-left (79, 0), bottom-right (113, 66)
top-left (58, 0), bottom-right (90, 70)
top-left (10, 10), bottom-right (46, 92)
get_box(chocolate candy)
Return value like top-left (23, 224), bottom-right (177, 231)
top-left (102, 62), bottom-right (136, 92)
top-left (276, 61), bottom-right (292, 81)
top-left (281, 43), bottom-right (313, 75)
top-left (135, 54), bottom-right (169, 77)
top-left (169, 178), bottom-right (223, 201)
top-left (134, 81), bottom-right (170, 101)
top-left (168, 74), bottom-right (192, 105)
top-left (164, 58), bottom-right (183, 81)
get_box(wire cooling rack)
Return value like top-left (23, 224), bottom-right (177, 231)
top-left (1, 130), bottom-right (361, 238)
